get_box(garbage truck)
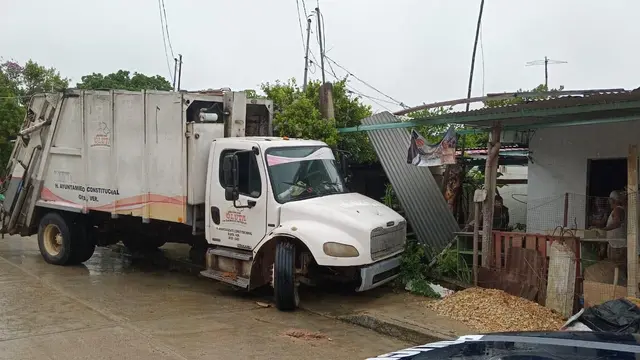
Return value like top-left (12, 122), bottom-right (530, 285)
top-left (0, 89), bottom-right (406, 310)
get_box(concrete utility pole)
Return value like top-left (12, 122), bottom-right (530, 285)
top-left (526, 56), bottom-right (567, 88)
top-left (172, 58), bottom-right (178, 90)
top-left (177, 54), bottom-right (183, 91)
top-left (315, 6), bottom-right (326, 84)
top-left (319, 83), bottom-right (335, 120)
top-left (303, 17), bottom-right (312, 91)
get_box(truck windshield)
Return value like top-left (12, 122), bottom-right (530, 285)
top-left (266, 146), bottom-right (347, 203)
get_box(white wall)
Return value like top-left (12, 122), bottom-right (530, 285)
top-left (526, 120), bottom-right (640, 233)
top-left (498, 165), bottom-right (528, 227)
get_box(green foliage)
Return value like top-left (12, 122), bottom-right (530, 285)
top-left (0, 60), bottom-right (69, 105)
top-left (260, 79), bottom-right (376, 163)
top-left (405, 107), bottom-right (488, 149)
top-left (0, 71), bottom-right (25, 171)
top-left (77, 70), bottom-right (172, 91)
top-left (382, 183), bottom-right (400, 210)
top-left (0, 59), bottom-right (67, 170)
top-left (433, 247), bottom-right (471, 284)
top-left (243, 89), bottom-right (265, 99)
top-left (484, 84), bottom-right (564, 108)
top-left (399, 238), bottom-right (440, 298)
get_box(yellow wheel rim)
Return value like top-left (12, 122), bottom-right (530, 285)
top-left (43, 224), bottom-right (63, 256)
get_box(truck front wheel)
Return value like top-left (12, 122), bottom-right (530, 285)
top-left (38, 212), bottom-right (74, 265)
top-left (273, 241), bottom-right (300, 311)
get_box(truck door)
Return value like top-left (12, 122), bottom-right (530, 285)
top-left (208, 143), bottom-right (268, 250)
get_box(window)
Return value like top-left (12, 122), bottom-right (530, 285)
top-left (265, 146), bottom-right (346, 204)
top-left (219, 149), bottom-right (262, 198)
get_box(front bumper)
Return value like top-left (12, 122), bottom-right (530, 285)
top-left (356, 254), bottom-right (402, 292)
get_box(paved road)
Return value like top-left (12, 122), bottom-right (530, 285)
top-left (0, 236), bottom-right (407, 360)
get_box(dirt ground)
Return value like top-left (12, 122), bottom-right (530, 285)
top-left (0, 236), bottom-right (407, 360)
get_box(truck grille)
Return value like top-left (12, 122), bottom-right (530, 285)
top-left (370, 221), bottom-right (406, 261)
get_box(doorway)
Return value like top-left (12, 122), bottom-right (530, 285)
top-left (586, 158), bottom-right (627, 228)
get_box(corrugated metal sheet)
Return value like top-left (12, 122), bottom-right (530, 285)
top-left (418, 90), bottom-right (640, 127)
top-left (363, 111), bottom-right (459, 254)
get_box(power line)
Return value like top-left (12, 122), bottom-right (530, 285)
top-left (325, 56), bottom-right (407, 108)
top-left (346, 88), bottom-right (392, 112)
top-left (323, 67), bottom-right (393, 111)
top-left (157, 0), bottom-right (174, 83)
top-left (295, 0), bottom-right (306, 51)
top-left (160, 0), bottom-right (175, 58)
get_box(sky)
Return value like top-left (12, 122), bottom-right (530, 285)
top-left (1, 0), bottom-right (639, 113)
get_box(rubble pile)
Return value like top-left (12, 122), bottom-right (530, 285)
top-left (426, 287), bottom-right (565, 333)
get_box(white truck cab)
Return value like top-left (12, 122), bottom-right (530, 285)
top-left (204, 137), bottom-right (406, 309)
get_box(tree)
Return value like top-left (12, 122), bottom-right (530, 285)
top-left (0, 71), bottom-right (26, 172)
top-left (405, 107), bottom-right (488, 149)
top-left (0, 60), bottom-right (68, 170)
top-left (0, 60), bottom-right (69, 105)
top-left (77, 70), bottom-right (172, 91)
top-left (259, 79), bottom-right (377, 163)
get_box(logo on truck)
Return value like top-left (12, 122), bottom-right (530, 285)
top-left (91, 122), bottom-right (111, 147)
top-left (223, 209), bottom-right (247, 225)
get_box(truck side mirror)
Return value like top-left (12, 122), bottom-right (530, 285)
top-left (222, 154), bottom-right (239, 201)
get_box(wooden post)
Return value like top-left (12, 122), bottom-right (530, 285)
top-left (481, 123), bottom-right (501, 268)
top-left (627, 144), bottom-right (638, 297)
top-left (473, 189), bottom-right (485, 285)
top-left (319, 83), bottom-right (335, 120)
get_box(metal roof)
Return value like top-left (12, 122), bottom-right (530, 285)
top-left (338, 88), bottom-right (640, 133)
top-left (427, 89), bottom-right (640, 128)
top-left (362, 112), bottom-right (459, 254)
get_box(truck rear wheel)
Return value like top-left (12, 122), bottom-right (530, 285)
top-left (69, 225), bottom-right (96, 264)
top-left (38, 212), bottom-right (73, 265)
top-left (273, 241), bottom-right (300, 311)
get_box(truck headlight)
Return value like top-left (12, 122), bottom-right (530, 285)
top-left (323, 242), bottom-right (360, 257)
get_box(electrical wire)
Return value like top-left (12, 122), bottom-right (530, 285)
top-left (347, 88), bottom-right (392, 111)
top-left (295, 0), bottom-right (306, 52)
top-left (160, 0), bottom-right (175, 59)
top-left (324, 56), bottom-right (407, 108)
top-left (157, 0), bottom-right (174, 83)
top-left (324, 68), bottom-right (393, 111)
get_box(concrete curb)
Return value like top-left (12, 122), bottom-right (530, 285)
top-left (335, 312), bottom-right (453, 345)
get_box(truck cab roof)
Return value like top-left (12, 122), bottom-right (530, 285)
top-left (214, 137), bottom-right (328, 148)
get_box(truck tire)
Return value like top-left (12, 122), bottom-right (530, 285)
top-left (121, 236), bottom-right (166, 253)
top-left (68, 225), bottom-right (96, 264)
top-left (38, 212), bottom-right (74, 265)
top-left (273, 241), bottom-right (300, 311)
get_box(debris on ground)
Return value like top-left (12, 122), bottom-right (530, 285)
top-left (283, 329), bottom-right (332, 341)
top-left (256, 301), bottom-right (271, 308)
top-left (404, 280), bottom-right (456, 298)
top-left (426, 287), bottom-right (565, 333)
